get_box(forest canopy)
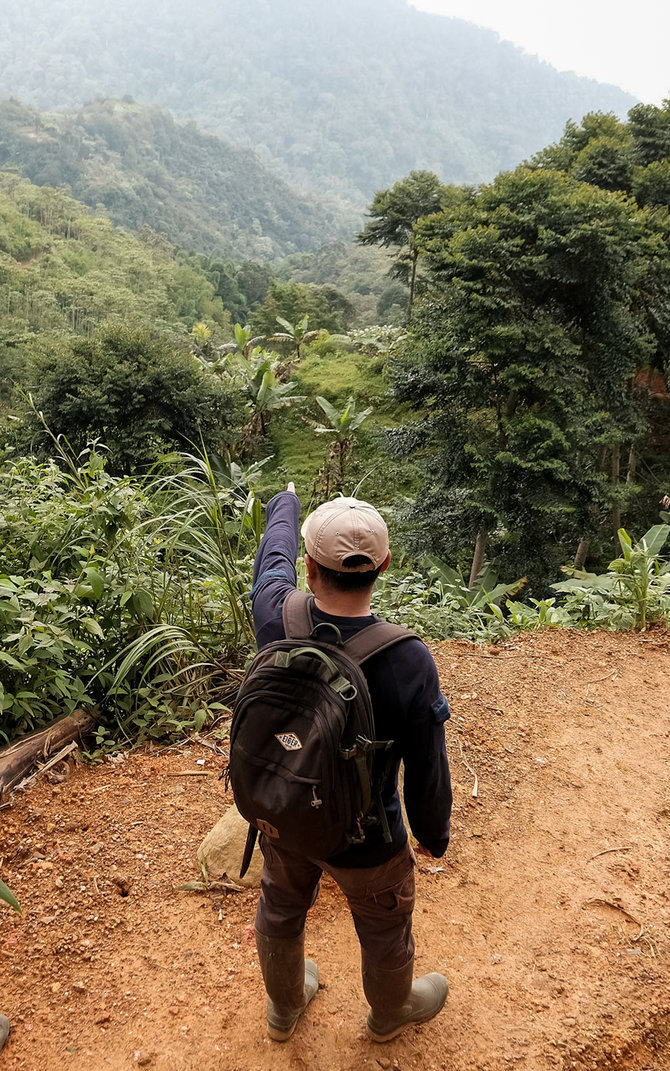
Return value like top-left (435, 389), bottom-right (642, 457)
top-left (0, 0), bottom-right (636, 204)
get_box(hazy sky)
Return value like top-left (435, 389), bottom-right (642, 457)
top-left (408, 0), bottom-right (669, 105)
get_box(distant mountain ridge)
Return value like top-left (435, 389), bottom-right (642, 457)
top-left (0, 98), bottom-right (355, 259)
top-left (1, 0), bottom-right (637, 205)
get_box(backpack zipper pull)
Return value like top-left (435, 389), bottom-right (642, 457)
top-left (310, 786), bottom-right (323, 809)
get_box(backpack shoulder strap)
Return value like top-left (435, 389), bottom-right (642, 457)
top-left (281, 589), bottom-right (314, 639)
top-left (343, 620), bottom-right (417, 665)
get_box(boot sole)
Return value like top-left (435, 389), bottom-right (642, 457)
top-left (367, 1010), bottom-right (437, 1043)
top-left (366, 981), bottom-right (449, 1043)
top-left (267, 1020), bottom-right (299, 1042)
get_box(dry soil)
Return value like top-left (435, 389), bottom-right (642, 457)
top-left (1, 628), bottom-right (669, 1071)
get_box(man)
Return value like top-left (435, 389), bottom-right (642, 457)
top-left (250, 485), bottom-right (453, 1043)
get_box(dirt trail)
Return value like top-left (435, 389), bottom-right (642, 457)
top-left (1, 629), bottom-right (669, 1071)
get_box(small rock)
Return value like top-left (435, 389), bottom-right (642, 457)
top-left (0, 1015), bottom-right (10, 1052)
top-left (491, 953), bottom-right (502, 964)
top-left (71, 981), bottom-right (86, 994)
top-left (376, 1060), bottom-right (391, 1070)
top-left (90, 842), bottom-right (104, 855)
top-left (198, 806), bottom-right (263, 890)
top-left (134, 1052), bottom-right (153, 1066)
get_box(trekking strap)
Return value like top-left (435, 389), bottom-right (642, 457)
top-left (340, 735), bottom-right (394, 815)
top-left (282, 589), bottom-right (314, 638)
top-left (343, 620), bottom-right (415, 663)
top-left (239, 823), bottom-right (258, 880)
top-left (282, 590), bottom-right (415, 661)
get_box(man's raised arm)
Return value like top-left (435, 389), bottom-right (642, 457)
top-left (251, 483), bottom-right (300, 647)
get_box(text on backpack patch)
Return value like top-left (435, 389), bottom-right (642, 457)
top-left (275, 731), bottom-right (303, 751)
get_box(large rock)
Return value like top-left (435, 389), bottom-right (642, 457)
top-left (198, 806), bottom-right (263, 889)
top-left (0, 1014), bottom-right (10, 1053)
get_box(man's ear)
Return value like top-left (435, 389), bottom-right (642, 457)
top-left (304, 553), bottom-right (318, 583)
top-left (379, 551), bottom-right (392, 574)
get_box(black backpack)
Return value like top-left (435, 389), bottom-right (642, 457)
top-left (227, 590), bottom-right (414, 876)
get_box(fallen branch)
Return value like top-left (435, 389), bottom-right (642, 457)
top-left (588, 845), bottom-right (633, 862)
top-left (164, 771), bottom-right (211, 778)
top-left (12, 741), bottom-right (79, 793)
top-left (585, 670), bottom-right (618, 684)
top-left (0, 709), bottom-right (97, 796)
top-left (177, 878), bottom-right (244, 893)
top-left (584, 670), bottom-right (617, 700)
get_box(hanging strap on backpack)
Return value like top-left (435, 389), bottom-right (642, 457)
top-left (240, 823), bottom-right (258, 880)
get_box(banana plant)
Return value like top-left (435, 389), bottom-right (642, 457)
top-left (218, 323), bottom-right (267, 360)
top-left (312, 395), bottom-right (372, 494)
top-left (268, 315), bottom-right (323, 361)
top-left (554, 524), bottom-right (670, 630)
top-left (423, 556), bottom-right (526, 609)
top-left (239, 351), bottom-right (304, 435)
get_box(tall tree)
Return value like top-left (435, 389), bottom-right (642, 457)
top-left (392, 166), bottom-right (663, 587)
top-left (357, 171), bottom-right (457, 319)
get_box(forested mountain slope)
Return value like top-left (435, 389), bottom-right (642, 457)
top-left (2, 0), bottom-right (636, 204)
top-left (0, 98), bottom-right (353, 260)
top-left (0, 174), bottom-right (233, 340)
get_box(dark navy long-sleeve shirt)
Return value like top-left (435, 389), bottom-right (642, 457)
top-left (251, 491), bottom-right (453, 867)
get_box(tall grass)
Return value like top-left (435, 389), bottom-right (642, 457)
top-left (0, 443), bottom-right (260, 748)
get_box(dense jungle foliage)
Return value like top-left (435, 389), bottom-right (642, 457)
top-left (2, 99), bottom-right (670, 751)
top-left (0, 0), bottom-right (635, 203)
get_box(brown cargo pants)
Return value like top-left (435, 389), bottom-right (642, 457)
top-left (254, 836), bottom-right (416, 968)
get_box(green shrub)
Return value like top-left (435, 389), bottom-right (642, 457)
top-left (17, 324), bottom-right (240, 474)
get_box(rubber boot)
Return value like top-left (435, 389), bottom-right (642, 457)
top-left (255, 930), bottom-right (319, 1041)
top-left (363, 956), bottom-right (448, 1042)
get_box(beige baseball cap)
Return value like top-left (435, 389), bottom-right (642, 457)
top-left (301, 497), bottom-right (389, 572)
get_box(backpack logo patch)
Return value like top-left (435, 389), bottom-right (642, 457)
top-left (275, 731), bottom-right (302, 751)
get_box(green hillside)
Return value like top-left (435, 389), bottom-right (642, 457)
top-left (0, 98), bottom-right (355, 260)
top-left (0, 173), bottom-right (234, 346)
top-left (1, 0), bottom-right (637, 204)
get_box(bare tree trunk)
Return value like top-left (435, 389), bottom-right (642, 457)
top-left (611, 442), bottom-right (621, 537)
top-left (573, 537), bottom-right (590, 571)
top-left (626, 446), bottom-right (637, 484)
top-left (468, 529), bottom-right (488, 589)
top-left (407, 248), bottom-right (419, 321)
top-left (0, 709), bottom-right (96, 796)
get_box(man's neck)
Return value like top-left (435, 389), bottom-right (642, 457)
top-left (313, 591), bottom-right (373, 618)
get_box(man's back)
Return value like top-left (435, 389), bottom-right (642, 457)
top-left (251, 490), bottom-right (451, 866)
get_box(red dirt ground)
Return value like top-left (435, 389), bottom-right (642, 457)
top-left (1, 628), bottom-right (669, 1071)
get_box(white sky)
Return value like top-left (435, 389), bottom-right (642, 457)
top-left (408, 0), bottom-right (669, 105)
